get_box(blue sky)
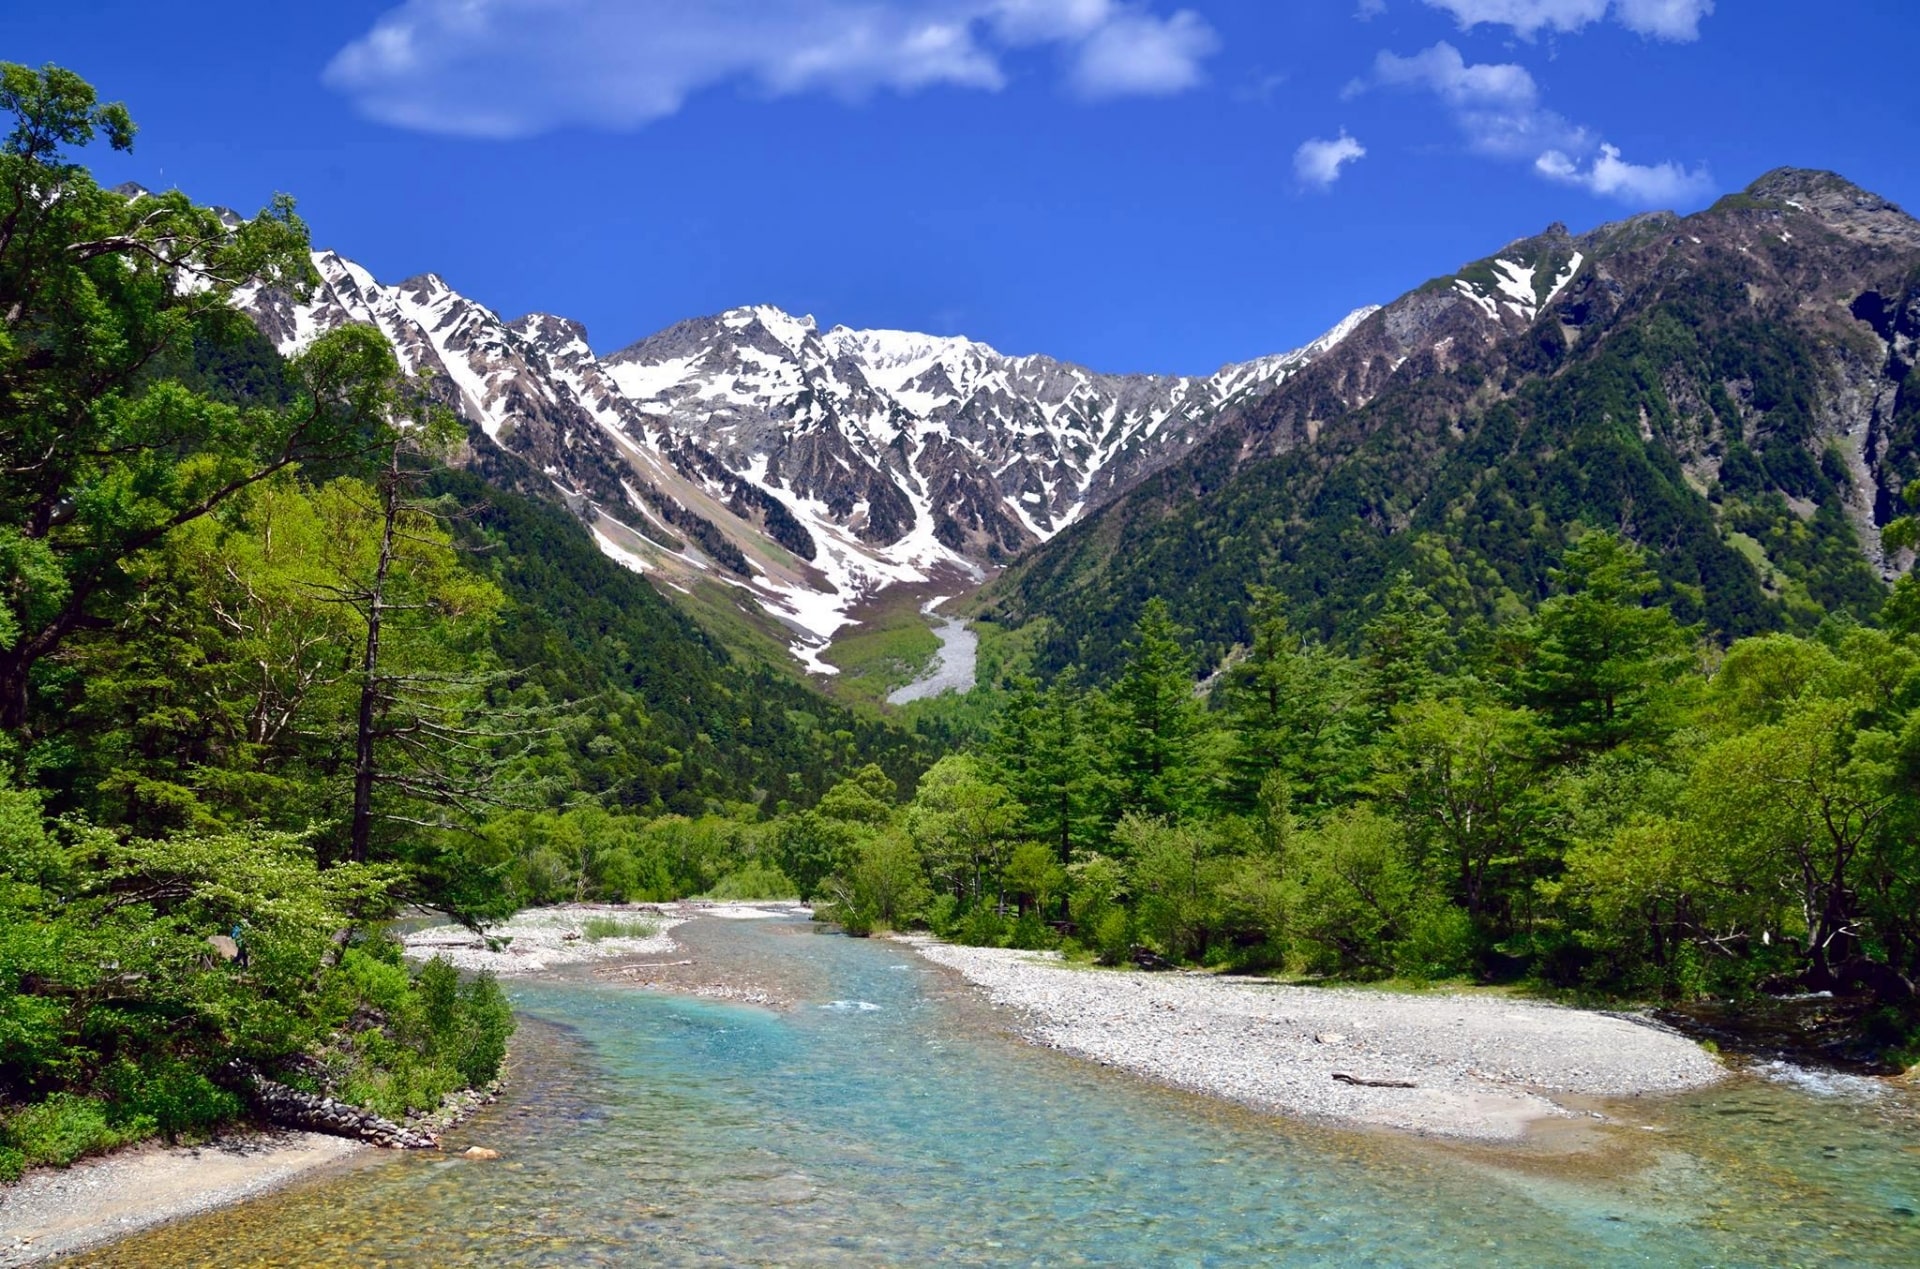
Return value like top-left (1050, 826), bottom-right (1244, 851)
top-left (13, 2), bottom-right (1918, 374)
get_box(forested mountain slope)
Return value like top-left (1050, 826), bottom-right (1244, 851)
top-left (982, 170), bottom-right (1920, 676)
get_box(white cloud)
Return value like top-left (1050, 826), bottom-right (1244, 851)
top-left (1354, 0), bottom-right (1388, 19)
top-left (325, 0), bottom-right (1220, 138)
top-left (1362, 43), bottom-right (1587, 157)
top-left (1420, 0), bottom-right (1713, 41)
top-left (993, 0), bottom-right (1114, 42)
top-left (1536, 143), bottom-right (1712, 204)
top-left (1610, 0), bottom-right (1715, 41)
top-left (1294, 131), bottom-right (1367, 189)
top-left (1068, 9), bottom-right (1218, 99)
top-left (1357, 42), bottom-right (1712, 208)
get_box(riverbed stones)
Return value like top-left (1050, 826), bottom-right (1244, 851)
top-left (234, 1069), bottom-right (439, 1149)
top-left (903, 938), bottom-right (1726, 1142)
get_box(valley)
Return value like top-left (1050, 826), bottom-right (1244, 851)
top-left (10, 35), bottom-right (1920, 1267)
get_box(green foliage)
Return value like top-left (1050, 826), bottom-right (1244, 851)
top-left (315, 951), bottom-right (514, 1119)
top-left (0, 1094), bottom-right (145, 1179)
top-left (706, 861), bottom-right (798, 901)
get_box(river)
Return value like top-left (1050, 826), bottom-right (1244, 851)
top-left (83, 915), bottom-right (1920, 1266)
top-left (888, 597), bottom-right (977, 704)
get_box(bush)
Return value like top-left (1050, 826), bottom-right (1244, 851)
top-left (706, 861), bottom-right (798, 901)
top-left (1392, 905), bottom-right (1477, 982)
top-left (957, 905), bottom-right (1008, 948)
top-left (1093, 908), bottom-right (1133, 966)
top-left (1007, 909), bottom-right (1055, 950)
top-left (1, 1094), bottom-right (148, 1174)
top-left (924, 893), bottom-right (962, 938)
top-left (447, 973), bottom-right (513, 1088)
top-left (101, 1060), bottom-right (240, 1143)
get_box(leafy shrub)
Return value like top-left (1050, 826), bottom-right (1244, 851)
top-left (706, 861), bottom-right (798, 901)
top-left (1007, 909), bottom-right (1055, 950)
top-left (1392, 905), bottom-right (1477, 982)
top-left (957, 905), bottom-right (1008, 948)
top-left (101, 1059), bottom-right (240, 1143)
top-left (1093, 909), bottom-right (1133, 966)
top-left (1, 1094), bottom-right (148, 1174)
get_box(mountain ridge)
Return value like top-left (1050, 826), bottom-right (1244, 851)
top-left (981, 168), bottom-right (1920, 676)
top-left (233, 254), bottom-right (1372, 670)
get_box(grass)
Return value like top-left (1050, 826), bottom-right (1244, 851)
top-left (581, 916), bottom-right (661, 942)
top-left (820, 590), bottom-right (944, 705)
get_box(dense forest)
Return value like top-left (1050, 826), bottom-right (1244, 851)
top-left (0, 64), bottom-right (917, 1179)
top-left (772, 539), bottom-right (1920, 1066)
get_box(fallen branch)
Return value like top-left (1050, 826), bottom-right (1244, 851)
top-left (1332, 1072), bottom-right (1417, 1089)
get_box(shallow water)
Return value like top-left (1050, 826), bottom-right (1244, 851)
top-left (888, 598), bottom-right (977, 704)
top-left (86, 917), bottom-right (1920, 1266)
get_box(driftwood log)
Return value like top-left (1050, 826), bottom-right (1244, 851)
top-left (1331, 1072), bottom-right (1418, 1089)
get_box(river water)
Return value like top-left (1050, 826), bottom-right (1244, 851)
top-left (888, 598), bottom-right (977, 704)
top-left (85, 916), bottom-right (1920, 1266)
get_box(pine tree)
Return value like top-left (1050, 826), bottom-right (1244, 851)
top-left (1357, 572), bottom-right (1452, 733)
top-left (1524, 531), bottom-right (1697, 757)
top-left (1222, 586), bottom-right (1360, 813)
top-left (1107, 598), bottom-right (1208, 821)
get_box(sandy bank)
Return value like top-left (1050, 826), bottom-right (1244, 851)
top-left (0, 1130), bottom-right (366, 1267)
top-left (905, 940), bottom-right (1724, 1142)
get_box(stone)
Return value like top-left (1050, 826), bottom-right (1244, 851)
top-left (462, 1146), bottom-right (501, 1160)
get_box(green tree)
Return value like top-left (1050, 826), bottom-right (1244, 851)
top-left (1374, 698), bottom-right (1546, 930)
top-left (990, 676), bottom-right (1097, 867)
top-left (1221, 587), bottom-right (1359, 812)
top-left (1523, 532), bottom-right (1697, 757)
top-left (1117, 815), bottom-right (1222, 961)
top-left (907, 754), bottom-right (1021, 906)
top-left (1107, 599), bottom-right (1208, 821)
top-left (0, 64), bottom-right (398, 737)
top-left (1357, 573), bottom-right (1452, 732)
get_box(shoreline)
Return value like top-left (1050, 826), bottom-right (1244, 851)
top-left (0, 1129), bottom-right (371, 1267)
top-left (902, 938), bottom-right (1727, 1143)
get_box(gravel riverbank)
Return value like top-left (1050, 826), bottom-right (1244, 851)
top-left (0, 1130), bottom-right (367, 1267)
top-left (905, 940), bottom-right (1725, 1141)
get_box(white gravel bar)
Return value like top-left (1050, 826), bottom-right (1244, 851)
top-left (401, 901), bottom-right (808, 975)
top-left (402, 903), bottom-right (685, 974)
top-left (905, 940), bottom-right (1725, 1141)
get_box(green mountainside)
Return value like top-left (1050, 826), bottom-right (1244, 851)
top-left (982, 170), bottom-right (1920, 677)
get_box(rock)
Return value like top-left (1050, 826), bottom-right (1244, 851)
top-left (206, 934), bottom-right (240, 961)
top-left (461, 1146), bottom-right (500, 1160)
top-left (1315, 1033), bottom-right (1346, 1045)
top-left (228, 1065), bottom-right (440, 1149)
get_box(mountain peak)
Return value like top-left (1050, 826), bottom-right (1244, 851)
top-left (1737, 168), bottom-right (1920, 248)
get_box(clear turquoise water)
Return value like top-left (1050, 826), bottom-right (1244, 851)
top-left (87, 917), bottom-right (1920, 1266)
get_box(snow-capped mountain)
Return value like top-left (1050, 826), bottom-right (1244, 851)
top-left (236, 254), bottom-right (1373, 668)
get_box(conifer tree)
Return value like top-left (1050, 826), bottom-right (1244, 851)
top-left (1107, 598), bottom-right (1206, 822)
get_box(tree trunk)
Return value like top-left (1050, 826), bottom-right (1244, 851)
top-left (348, 451), bottom-right (401, 866)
